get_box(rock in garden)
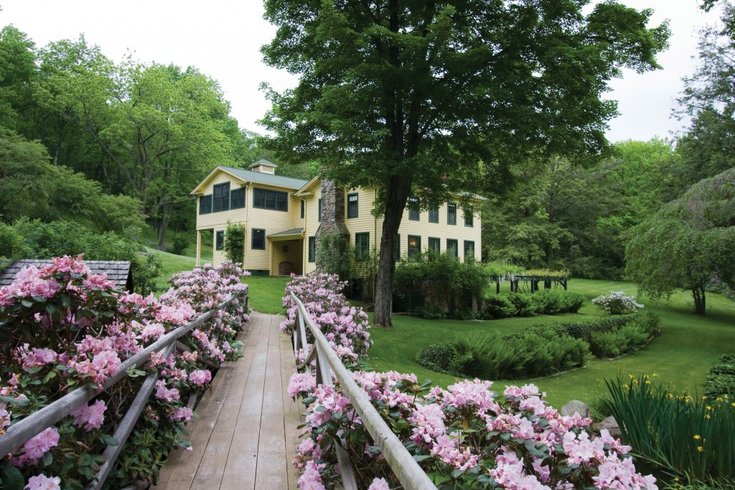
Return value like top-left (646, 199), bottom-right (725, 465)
top-left (597, 416), bottom-right (622, 438)
top-left (560, 400), bottom-right (590, 418)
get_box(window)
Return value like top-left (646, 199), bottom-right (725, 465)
top-left (464, 240), bottom-right (475, 260)
top-left (300, 200), bottom-right (305, 219)
top-left (199, 195), bottom-right (212, 214)
top-left (464, 208), bottom-right (474, 227)
top-left (407, 235), bottom-right (421, 259)
top-left (408, 196), bottom-right (420, 221)
top-left (253, 188), bottom-right (288, 211)
top-left (355, 232), bottom-right (369, 261)
top-left (347, 193), bottom-right (359, 219)
top-left (251, 228), bottom-right (266, 250)
top-left (394, 234), bottom-right (400, 261)
top-left (308, 236), bottom-right (316, 262)
top-left (428, 205), bottom-right (439, 223)
top-left (447, 202), bottom-right (457, 225)
top-left (447, 239), bottom-right (458, 258)
top-left (318, 199), bottom-right (322, 222)
top-left (230, 188), bottom-right (245, 209)
top-left (215, 230), bottom-right (225, 251)
top-left (213, 183), bottom-right (230, 212)
top-left (428, 237), bottom-right (441, 255)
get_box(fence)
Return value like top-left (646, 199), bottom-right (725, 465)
top-left (289, 292), bottom-right (436, 490)
top-left (0, 289), bottom-right (247, 490)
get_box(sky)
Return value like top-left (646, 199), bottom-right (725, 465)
top-left (0, 1), bottom-right (721, 143)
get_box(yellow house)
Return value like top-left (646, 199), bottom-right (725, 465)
top-left (191, 160), bottom-right (483, 275)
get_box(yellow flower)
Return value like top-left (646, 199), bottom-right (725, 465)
top-left (697, 446), bottom-right (704, 453)
top-left (705, 414), bottom-right (711, 420)
top-left (693, 434), bottom-right (701, 440)
top-left (706, 405), bottom-right (713, 411)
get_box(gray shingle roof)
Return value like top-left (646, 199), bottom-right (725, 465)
top-left (221, 166), bottom-right (308, 190)
top-left (0, 260), bottom-right (133, 291)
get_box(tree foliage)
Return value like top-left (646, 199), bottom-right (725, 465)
top-left (626, 168), bottom-right (735, 314)
top-left (262, 0), bottom-right (669, 325)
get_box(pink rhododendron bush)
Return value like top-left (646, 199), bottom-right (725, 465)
top-left (284, 273), bottom-right (657, 489)
top-left (0, 257), bottom-right (250, 489)
top-left (281, 273), bottom-right (371, 366)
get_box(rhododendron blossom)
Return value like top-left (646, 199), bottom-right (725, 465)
top-left (188, 369), bottom-right (212, 387)
top-left (24, 473), bottom-right (61, 490)
top-left (71, 400), bottom-right (107, 431)
top-left (15, 428), bottom-right (60, 466)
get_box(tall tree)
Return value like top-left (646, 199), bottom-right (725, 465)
top-left (675, 3), bottom-right (735, 190)
top-left (261, 0), bottom-right (669, 325)
top-left (0, 26), bottom-right (37, 131)
top-left (626, 168), bottom-right (735, 315)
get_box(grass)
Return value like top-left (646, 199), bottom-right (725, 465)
top-left (145, 247), bottom-right (196, 291)
top-left (244, 276), bottom-right (289, 314)
top-left (137, 249), bottom-right (735, 410)
top-left (368, 279), bottom-right (735, 408)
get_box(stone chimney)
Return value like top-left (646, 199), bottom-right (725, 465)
top-left (315, 178), bottom-right (350, 274)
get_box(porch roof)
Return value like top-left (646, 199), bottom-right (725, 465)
top-left (267, 227), bottom-right (304, 240)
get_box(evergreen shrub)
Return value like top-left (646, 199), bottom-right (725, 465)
top-left (705, 354), bottom-right (735, 400)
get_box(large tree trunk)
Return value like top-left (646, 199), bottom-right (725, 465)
top-left (157, 211), bottom-right (170, 251)
top-left (692, 283), bottom-right (706, 315)
top-left (374, 176), bottom-right (412, 327)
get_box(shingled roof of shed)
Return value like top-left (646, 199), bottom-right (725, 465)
top-left (0, 260), bottom-right (133, 291)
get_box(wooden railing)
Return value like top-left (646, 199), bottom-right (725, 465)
top-left (0, 289), bottom-right (247, 490)
top-left (290, 292), bottom-right (437, 490)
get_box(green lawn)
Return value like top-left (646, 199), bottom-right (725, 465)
top-left (145, 247), bottom-right (196, 291)
top-left (139, 252), bottom-right (735, 410)
top-left (244, 276), bottom-right (289, 314)
top-left (369, 279), bottom-right (735, 408)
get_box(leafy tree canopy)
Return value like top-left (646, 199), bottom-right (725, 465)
top-left (626, 167), bottom-right (735, 314)
top-left (261, 0), bottom-right (669, 325)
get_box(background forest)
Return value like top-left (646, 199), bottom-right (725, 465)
top-left (1, 2), bottom-right (734, 295)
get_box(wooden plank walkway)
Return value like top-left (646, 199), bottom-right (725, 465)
top-left (154, 312), bottom-right (301, 490)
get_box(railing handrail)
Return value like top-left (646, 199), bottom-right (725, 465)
top-left (290, 292), bottom-right (437, 490)
top-left (0, 288), bottom-right (247, 488)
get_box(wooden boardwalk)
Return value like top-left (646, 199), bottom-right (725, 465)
top-left (154, 312), bottom-right (301, 490)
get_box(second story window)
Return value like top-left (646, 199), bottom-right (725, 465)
top-left (447, 202), bottom-right (457, 225)
top-left (199, 195), bottom-right (212, 214)
top-left (253, 188), bottom-right (288, 211)
top-left (464, 208), bottom-right (474, 227)
top-left (213, 182), bottom-right (230, 212)
top-left (230, 188), bottom-right (245, 209)
top-left (318, 199), bottom-right (322, 222)
top-left (347, 193), bottom-right (359, 218)
top-left (408, 196), bottom-right (420, 221)
top-left (301, 200), bottom-right (305, 219)
top-left (428, 205), bottom-right (439, 223)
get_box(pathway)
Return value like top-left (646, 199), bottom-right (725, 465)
top-left (153, 312), bottom-right (301, 489)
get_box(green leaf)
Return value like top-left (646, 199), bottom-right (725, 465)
top-left (101, 434), bottom-right (119, 446)
top-left (0, 463), bottom-right (25, 490)
top-left (20, 299), bottom-right (33, 308)
top-left (42, 450), bottom-right (53, 466)
top-left (413, 454), bottom-right (432, 462)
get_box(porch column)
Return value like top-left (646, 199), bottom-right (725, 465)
top-left (195, 230), bottom-right (201, 267)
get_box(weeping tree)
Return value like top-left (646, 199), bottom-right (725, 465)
top-left (626, 168), bottom-right (735, 314)
top-left (261, 0), bottom-right (668, 326)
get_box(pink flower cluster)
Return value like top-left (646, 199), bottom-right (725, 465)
top-left (291, 373), bottom-right (657, 489)
top-left (24, 474), bottom-right (61, 490)
top-left (0, 258), bottom-right (252, 487)
top-left (281, 273), bottom-right (371, 365)
top-left (71, 400), bottom-right (107, 431)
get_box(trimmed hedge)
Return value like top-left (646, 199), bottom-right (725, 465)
top-left (480, 290), bottom-right (586, 319)
top-left (705, 354), bottom-right (735, 400)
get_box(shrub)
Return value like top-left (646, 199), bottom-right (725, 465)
top-left (417, 329), bottom-right (588, 380)
top-left (479, 294), bottom-right (514, 319)
top-left (592, 290), bottom-right (644, 314)
top-left (531, 289), bottom-right (586, 314)
top-left (603, 375), bottom-right (735, 485)
top-left (394, 253), bottom-right (490, 318)
top-left (416, 342), bottom-right (461, 375)
top-left (588, 324), bottom-right (649, 358)
top-left (705, 354), bottom-right (735, 400)
top-left (291, 374), bottom-right (658, 489)
top-left (224, 222), bottom-right (245, 264)
top-left (0, 257), bottom-right (250, 488)
top-left (506, 292), bottom-right (538, 316)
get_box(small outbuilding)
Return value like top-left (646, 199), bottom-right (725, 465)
top-left (0, 260), bottom-right (133, 291)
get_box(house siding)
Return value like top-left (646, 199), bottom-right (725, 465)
top-left (194, 169), bottom-right (483, 274)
